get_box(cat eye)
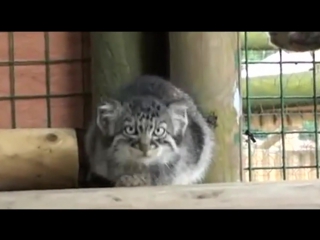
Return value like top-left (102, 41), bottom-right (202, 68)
top-left (154, 127), bottom-right (166, 137)
top-left (124, 126), bottom-right (135, 135)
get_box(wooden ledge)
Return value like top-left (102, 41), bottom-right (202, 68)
top-left (1, 180), bottom-right (320, 209)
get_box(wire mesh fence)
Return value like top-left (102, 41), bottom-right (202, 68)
top-left (0, 32), bottom-right (91, 129)
top-left (241, 32), bottom-right (320, 182)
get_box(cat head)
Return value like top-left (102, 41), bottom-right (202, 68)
top-left (96, 96), bottom-right (188, 165)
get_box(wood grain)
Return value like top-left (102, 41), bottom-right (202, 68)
top-left (0, 180), bottom-right (319, 209)
top-left (0, 128), bottom-right (79, 191)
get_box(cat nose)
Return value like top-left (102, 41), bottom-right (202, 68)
top-left (139, 143), bottom-right (149, 156)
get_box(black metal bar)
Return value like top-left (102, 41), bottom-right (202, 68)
top-left (8, 32), bottom-right (16, 128)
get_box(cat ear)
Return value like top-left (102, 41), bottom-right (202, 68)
top-left (96, 99), bottom-right (122, 136)
top-left (167, 100), bottom-right (188, 135)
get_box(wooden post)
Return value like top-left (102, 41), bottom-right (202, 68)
top-left (0, 129), bottom-right (79, 191)
top-left (169, 32), bottom-right (241, 183)
top-left (90, 32), bottom-right (168, 107)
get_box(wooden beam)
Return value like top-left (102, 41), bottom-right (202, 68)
top-left (0, 128), bottom-right (79, 191)
top-left (1, 180), bottom-right (320, 209)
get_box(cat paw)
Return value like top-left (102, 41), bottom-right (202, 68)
top-left (115, 174), bottom-right (149, 187)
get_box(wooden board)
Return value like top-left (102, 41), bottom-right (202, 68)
top-left (0, 180), bottom-right (319, 209)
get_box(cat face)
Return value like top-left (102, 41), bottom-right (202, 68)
top-left (96, 96), bottom-right (188, 165)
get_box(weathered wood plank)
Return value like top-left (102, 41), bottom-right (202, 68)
top-left (0, 180), bottom-right (319, 209)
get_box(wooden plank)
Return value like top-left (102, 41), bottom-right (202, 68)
top-left (0, 128), bottom-right (79, 191)
top-left (0, 180), bottom-right (320, 209)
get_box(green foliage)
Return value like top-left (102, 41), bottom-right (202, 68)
top-left (299, 121), bottom-right (316, 140)
top-left (241, 50), bottom-right (278, 62)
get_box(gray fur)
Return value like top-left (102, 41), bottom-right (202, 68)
top-left (85, 75), bottom-right (214, 186)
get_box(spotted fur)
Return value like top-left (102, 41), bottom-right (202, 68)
top-left (85, 75), bottom-right (214, 187)
top-left (268, 32), bottom-right (320, 52)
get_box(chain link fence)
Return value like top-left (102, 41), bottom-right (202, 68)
top-left (241, 32), bottom-right (320, 182)
top-left (0, 32), bottom-right (91, 130)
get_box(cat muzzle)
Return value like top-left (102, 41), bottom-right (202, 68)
top-left (139, 142), bottom-right (150, 156)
